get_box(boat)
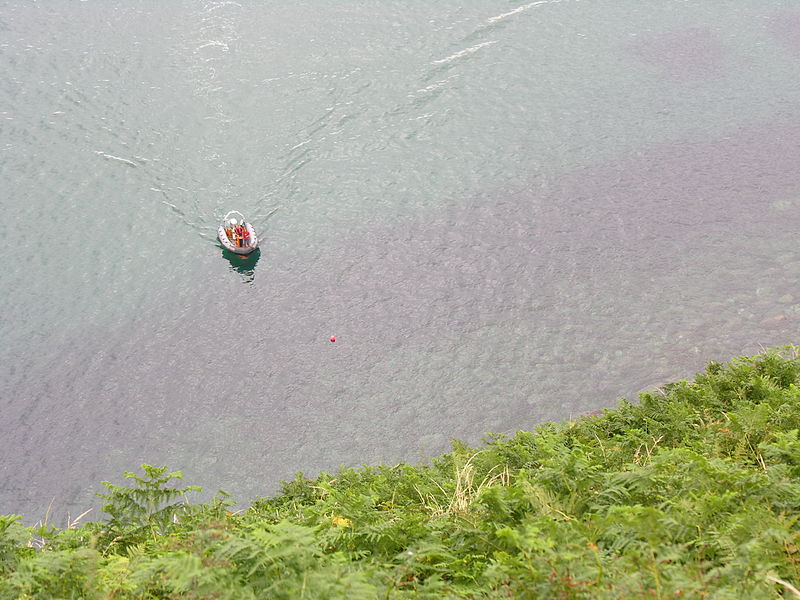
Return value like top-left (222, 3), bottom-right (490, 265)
top-left (218, 210), bottom-right (259, 255)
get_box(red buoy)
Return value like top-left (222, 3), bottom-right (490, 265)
top-left (330, 336), bottom-right (336, 343)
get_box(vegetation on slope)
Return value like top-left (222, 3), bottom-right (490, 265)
top-left (4, 347), bottom-right (800, 598)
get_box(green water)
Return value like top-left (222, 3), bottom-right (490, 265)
top-left (3, 0), bottom-right (800, 520)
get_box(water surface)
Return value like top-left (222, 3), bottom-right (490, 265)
top-left (2, 0), bottom-right (800, 521)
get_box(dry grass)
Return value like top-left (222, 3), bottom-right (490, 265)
top-left (414, 452), bottom-right (511, 517)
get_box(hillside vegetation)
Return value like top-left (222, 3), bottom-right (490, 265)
top-left (3, 348), bottom-right (800, 598)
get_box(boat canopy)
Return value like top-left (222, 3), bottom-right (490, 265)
top-left (222, 210), bottom-right (247, 228)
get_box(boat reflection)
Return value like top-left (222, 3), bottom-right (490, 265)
top-left (221, 246), bottom-right (261, 283)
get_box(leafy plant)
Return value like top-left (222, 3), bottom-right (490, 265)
top-left (94, 463), bottom-right (201, 551)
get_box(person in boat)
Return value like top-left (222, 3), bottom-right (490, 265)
top-left (227, 218), bottom-right (240, 247)
top-left (227, 218), bottom-right (238, 245)
top-left (235, 223), bottom-right (244, 247)
top-left (242, 223), bottom-right (250, 247)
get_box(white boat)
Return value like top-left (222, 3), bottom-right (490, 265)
top-left (218, 211), bottom-right (258, 255)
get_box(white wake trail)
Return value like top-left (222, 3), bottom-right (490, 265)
top-left (432, 41), bottom-right (497, 65)
top-left (487, 0), bottom-right (563, 24)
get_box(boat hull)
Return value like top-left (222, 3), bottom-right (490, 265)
top-left (218, 223), bottom-right (258, 255)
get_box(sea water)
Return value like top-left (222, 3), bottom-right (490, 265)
top-left (2, 0), bottom-right (800, 521)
